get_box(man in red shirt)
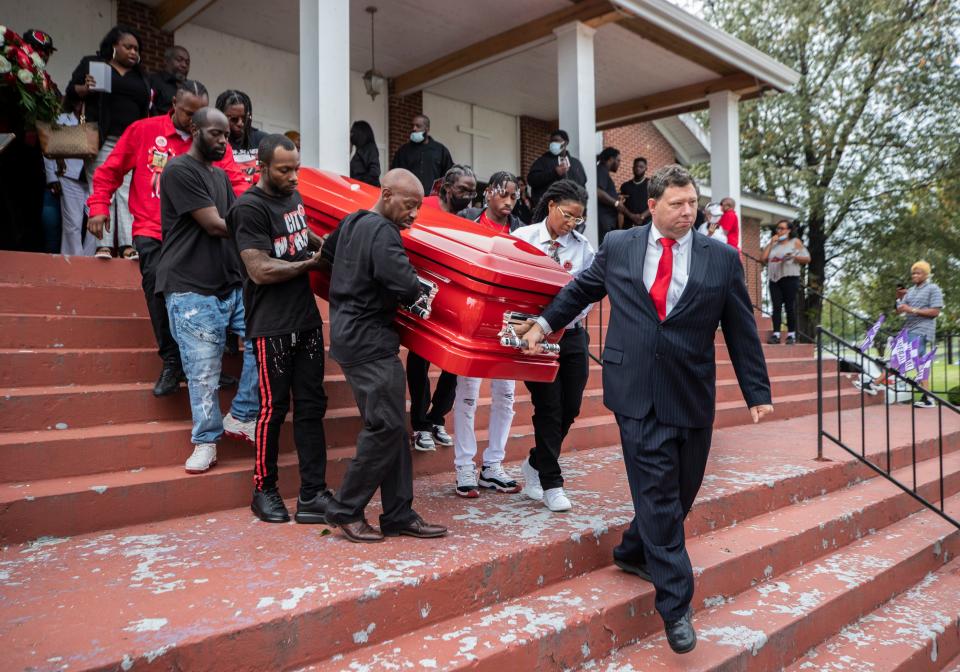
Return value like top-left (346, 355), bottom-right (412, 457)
top-left (87, 80), bottom-right (248, 396)
top-left (718, 197), bottom-right (740, 249)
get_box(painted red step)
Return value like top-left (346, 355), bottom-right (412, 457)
top-left (0, 313), bottom-right (157, 348)
top-left (786, 558), bottom-right (960, 672)
top-left (304, 467), bottom-right (960, 672)
top-left (0, 283), bottom-right (149, 316)
top-left (3, 413), bottom-right (956, 672)
top-left (589, 493), bottom-right (960, 671)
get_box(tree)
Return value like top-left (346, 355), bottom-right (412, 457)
top-left (702, 0), bottom-right (960, 331)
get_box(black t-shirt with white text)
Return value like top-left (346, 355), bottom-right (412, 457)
top-left (156, 154), bottom-right (241, 298)
top-left (227, 187), bottom-right (322, 338)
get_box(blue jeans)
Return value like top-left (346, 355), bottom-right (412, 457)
top-left (166, 289), bottom-right (259, 444)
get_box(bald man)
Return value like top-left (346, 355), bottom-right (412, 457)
top-left (321, 169), bottom-right (448, 543)
top-left (157, 106), bottom-right (260, 475)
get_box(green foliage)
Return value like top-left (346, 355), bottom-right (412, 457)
top-left (701, 0), bottom-right (960, 327)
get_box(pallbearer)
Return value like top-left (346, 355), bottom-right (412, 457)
top-left (512, 180), bottom-right (594, 512)
top-left (227, 134), bottom-right (332, 524)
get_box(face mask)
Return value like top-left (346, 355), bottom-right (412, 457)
top-left (410, 131), bottom-right (425, 143)
top-left (448, 195), bottom-right (471, 212)
top-left (777, 234), bottom-right (788, 241)
top-left (549, 141), bottom-right (563, 156)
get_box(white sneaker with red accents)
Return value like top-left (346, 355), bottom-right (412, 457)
top-left (223, 412), bottom-right (255, 445)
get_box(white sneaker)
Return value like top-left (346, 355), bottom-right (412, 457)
top-left (223, 412), bottom-right (255, 445)
top-left (431, 424), bottom-right (453, 447)
top-left (520, 458), bottom-right (543, 501)
top-left (455, 464), bottom-right (479, 498)
top-left (852, 379), bottom-right (878, 396)
top-left (185, 443), bottom-right (217, 474)
top-left (479, 462), bottom-right (521, 493)
top-left (543, 487), bottom-right (572, 512)
top-left (413, 430), bottom-right (436, 452)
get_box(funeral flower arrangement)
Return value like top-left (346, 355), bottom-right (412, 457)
top-left (0, 26), bottom-right (60, 125)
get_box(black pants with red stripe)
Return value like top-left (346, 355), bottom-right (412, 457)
top-left (253, 327), bottom-right (328, 499)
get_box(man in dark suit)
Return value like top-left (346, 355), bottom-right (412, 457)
top-left (520, 164), bottom-right (773, 654)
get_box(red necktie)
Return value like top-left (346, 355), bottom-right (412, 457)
top-left (650, 237), bottom-right (677, 321)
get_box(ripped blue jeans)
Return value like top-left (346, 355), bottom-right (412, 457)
top-left (165, 289), bottom-right (259, 444)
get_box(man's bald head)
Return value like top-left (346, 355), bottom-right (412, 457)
top-left (376, 168), bottom-right (424, 229)
top-left (190, 107), bottom-right (229, 163)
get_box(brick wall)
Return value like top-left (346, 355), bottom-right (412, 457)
top-left (742, 215), bottom-right (763, 309)
top-left (117, 0), bottom-right (173, 75)
top-left (519, 116), bottom-right (554, 178)
top-left (602, 122), bottom-right (678, 190)
top-left (387, 91), bottom-right (423, 163)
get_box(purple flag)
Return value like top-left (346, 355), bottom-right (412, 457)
top-left (859, 314), bottom-right (886, 353)
top-left (901, 337), bottom-right (921, 374)
top-left (888, 328), bottom-right (910, 373)
top-left (917, 347), bottom-right (937, 383)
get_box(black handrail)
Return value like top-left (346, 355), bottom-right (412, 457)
top-left (816, 325), bottom-right (959, 529)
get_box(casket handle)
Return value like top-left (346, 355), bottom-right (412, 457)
top-left (499, 311), bottom-right (561, 355)
top-left (403, 276), bottom-right (439, 320)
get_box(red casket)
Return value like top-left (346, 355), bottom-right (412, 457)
top-left (299, 168), bottom-right (571, 382)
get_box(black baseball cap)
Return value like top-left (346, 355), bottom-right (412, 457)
top-left (23, 29), bottom-right (56, 53)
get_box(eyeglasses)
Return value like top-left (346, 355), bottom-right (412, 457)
top-left (556, 206), bottom-right (585, 226)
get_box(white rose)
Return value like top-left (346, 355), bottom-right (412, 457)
top-left (17, 68), bottom-right (33, 84)
top-left (31, 52), bottom-right (45, 70)
top-left (0, 56), bottom-right (10, 74)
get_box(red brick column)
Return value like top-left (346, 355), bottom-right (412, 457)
top-left (387, 91), bottom-right (423, 165)
top-left (519, 116), bottom-right (553, 179)
top-left (601, 122), bottom-right (678, 190)
top-left (117, 0), bottom-right (173, 74)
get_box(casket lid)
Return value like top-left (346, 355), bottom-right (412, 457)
top-left (299, 168), bottom-right (573, 297)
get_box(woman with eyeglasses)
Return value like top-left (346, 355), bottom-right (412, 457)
top-left (451, 171), bottom-right (524, 499)
top-left (512, 179), bottom-right (593, 512)
top-left (760, 219), bottom-right (810, 344)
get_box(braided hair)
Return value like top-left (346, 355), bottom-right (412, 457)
top-left (175, 79), bottom-right (207, 99)
top-left (215, 89), bottom-right (256, 150)
top-left (485, 170), bottom-right (518, 195)
top-left (439, 164), bottom-right (476, 198)
top-left (532, 179), bottom-right (589, 223)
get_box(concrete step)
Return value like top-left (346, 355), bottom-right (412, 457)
top-left (0, 368), bottom-right (836, 434)
top-left (589, 488), bottom-right (960, 671)
top-left (0, 283), bottom-right (150, 317)
top-left (0, 313), bottom-right (157, 349)
top-left (2, 407), bottom-right (956, 672)
top-left (785, 558), bottom-right (960, 672)
top-left (306, 458), bottom-right (960, 672)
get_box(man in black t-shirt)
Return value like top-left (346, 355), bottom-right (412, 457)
top-left (157, 107), bottom-right (259, 475)
top-left (320, 168), bottom-right (447, 544)
top-left (227, 134), bottom-right (332, 524)
top-left (619, 157), bottom-right (651, 227)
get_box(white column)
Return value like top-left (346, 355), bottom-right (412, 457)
top-left (554, 22), bottom-right (598, 248)
top-left (299, 0), bottom-right (350, 173)
top-left (707, 90), bottom-right (742, 246)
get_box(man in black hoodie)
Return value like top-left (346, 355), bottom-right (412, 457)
top-left (321, 168), bottom-right (448, 544)
top-left (526, 129), bottom-right (587, 212)
top-left (390, 114), bottom-right (453, 194)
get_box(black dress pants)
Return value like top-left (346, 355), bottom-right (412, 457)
top-left (612, 411), bottom-right (712, 622)
top-left (406, 351), bottom-right (458, 431)
top-left (769, 275), bottom-right (800, 333)
top-left (523, 327), bottom-right (589, 490)
top-left (325, 355), bottom-right (418, 530)
top-left (252, 328), bottom-right (329, 499)
top-left (134, 235), bottom-right (181, 368)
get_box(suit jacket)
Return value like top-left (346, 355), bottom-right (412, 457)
top-left (541, 225), bottom-right (771, 427)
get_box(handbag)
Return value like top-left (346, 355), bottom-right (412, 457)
top-left (36, 105), bottom-right (100, 160)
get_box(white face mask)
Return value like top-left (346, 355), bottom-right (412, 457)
top-left (549, 141), bottom-right (564, 156)
top-left (410, 131), bottom-right (425, 143)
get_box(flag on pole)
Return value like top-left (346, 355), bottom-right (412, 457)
top-left (901, 337), bottom-right (921, 374)
top-left (916, 347), bottom-right (937, 383)
top-left (888, 328), bottom-right (910, 374)
top-left (859, 314), bottom-right (886, 353)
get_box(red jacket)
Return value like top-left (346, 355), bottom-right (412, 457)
top-left (719, 209), bottom-right (740, 249)
top-left (87, 114), bottom-right (248, 241)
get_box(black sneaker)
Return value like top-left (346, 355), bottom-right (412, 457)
top-left (766, 333), bottom-right (781, 344)
top-left (251, 488), bottom-right (290, 523)
top-left (153, 366), bottom-right (183, 397)
top-left (295, 490), bottom-right (334, 524)
top-left (431, 424), bottom-right (453, 447)
top-left (785, 334), bottom-right (796, 345)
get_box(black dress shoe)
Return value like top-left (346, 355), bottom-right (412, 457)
top-left (153, 366), bottom-right (183, 397)
top-left (327, 517), bottom-right (384, 543)
top-left (218, 372), bottom-right (238, 388)
top-left (251, 489), bottom-right (290, 523)
top-left (295, 490), bottom-right (334, 524)
top-left (382, 516), bottom-right (448, 538)
top-left (613, 556), bottom-right (653, 582)
top-left (664, 606), bottom-right (696, 654)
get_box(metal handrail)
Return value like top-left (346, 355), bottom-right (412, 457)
top-left (816, 325), bottom-right (959, 529)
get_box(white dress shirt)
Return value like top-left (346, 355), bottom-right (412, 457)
top-left (514, 219), bottom-right (595, 330)
top-left (643, 225), bottom-right (692, 318)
